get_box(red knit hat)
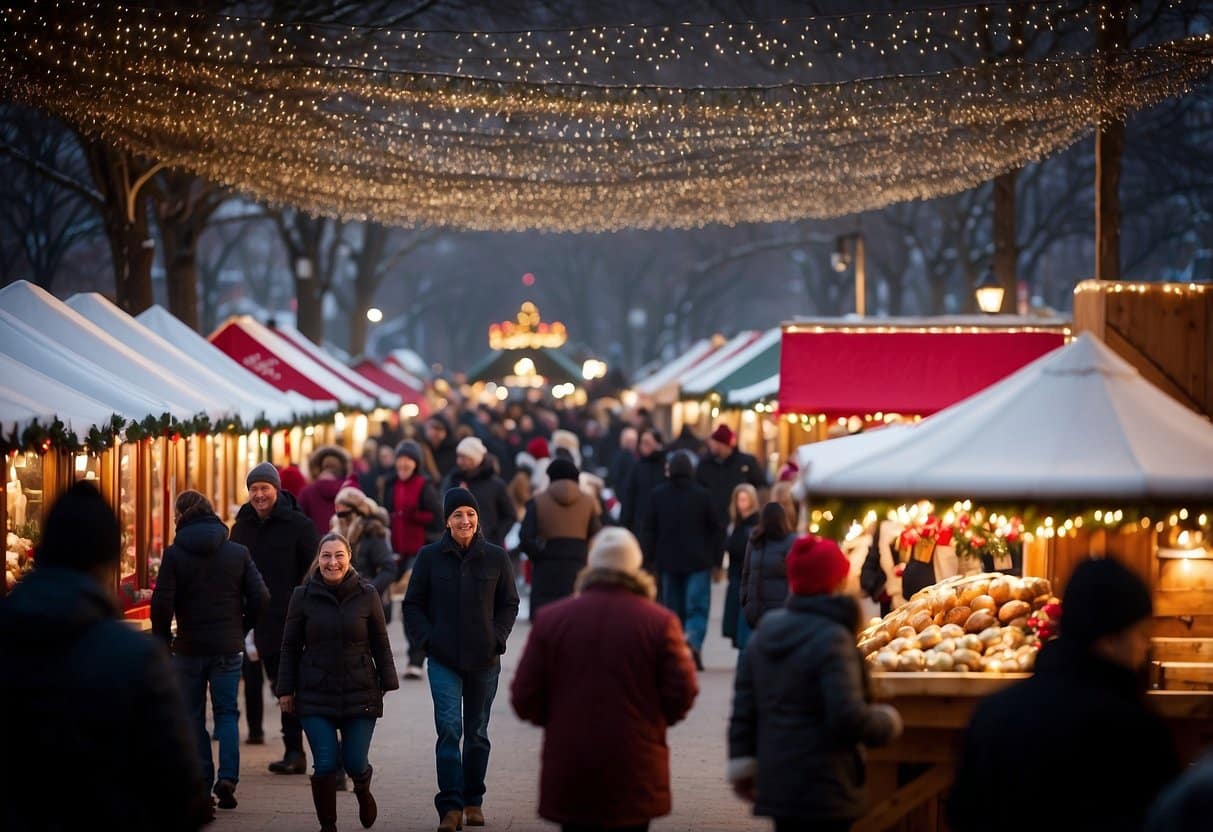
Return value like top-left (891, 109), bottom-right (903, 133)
top-left (786, 535), bottom-right (850, 596)
top-left (526, 437), bottom-right (550, 460)
top-left (710, 424), bottom-right (735, 446)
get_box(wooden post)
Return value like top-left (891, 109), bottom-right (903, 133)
top-left (993, 170), bottom-right (1019, 311)
top-left (1095, 1), bottom-right (1128, 283)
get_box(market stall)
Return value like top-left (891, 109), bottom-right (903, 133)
top-left (793, 332), bottom-right (1213, 830)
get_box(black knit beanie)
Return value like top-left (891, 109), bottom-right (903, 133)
top-left (443, 487), bottom-right (480, 519)
top-left (395, 440), bottom-right (423, 466)
top-left (1062, 557), bottom-right (1153, 647)
top-left (547, 458), bottom-right (580, 483)
top-left (37, 481), bottom-right (121, 571)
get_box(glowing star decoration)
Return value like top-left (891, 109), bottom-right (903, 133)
top-left (489, 302), bottom-right (568, 351)
top-left (2, 1), bottom-right (1211, 232)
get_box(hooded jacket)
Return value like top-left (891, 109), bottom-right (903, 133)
top-left (151, 513), bottom-right (270, 655)
top-left (728, 594), bottom-right (899, 822)
top-left (0, 567), bottom-right (208, 832)
top-left (518, 479), bottom-right (603, 617)
top-left (332, 504), bottom-right (396, 596)
top-left (441, 458), bottom-right (517, 547)
top-left (620, 450), bottom-right (667, 562)
top-left (298, 476), bottom-right (345, 536)
top-left (231, 489), bottom-right (321, 657)
top-left (277, 570), bottom-right (399, 719)
top-left (511, 567), bottom-right (698, 827)
top-left (740, 532), bottom-right (795, 628)
top-left (644, 468), bottom-right (719, 575)
top-left (403, 530), bottom-right (520, 672)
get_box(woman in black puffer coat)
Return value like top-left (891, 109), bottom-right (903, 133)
top-left (740, 502), bottom-right (795, 630)
top-left (278, 532), bottom-right (399, 832)
top-left (723, 484), bottom-right (760, 649)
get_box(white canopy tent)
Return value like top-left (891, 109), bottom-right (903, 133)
top-left (728, 374), bottom-right (779, 407)
top-left (797, 333), bottom-right (1213, 501)
top-left (136, 305), bottom-right (325, 416)
top-left (0, 353), bottom-right (123, 436)
top-left (634, 338), bottom-right (716, 399)
top-left (681, 328), bottom-right (782, 398)
top-left (0, 281), bottom-right (222, 420)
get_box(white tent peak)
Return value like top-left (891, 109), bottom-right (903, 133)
top-left (1040, 332), bottom-right (1137, 379)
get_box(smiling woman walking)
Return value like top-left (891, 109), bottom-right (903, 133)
top-left (278, 533), bottom-right (399, 832)
top-left (404, 487), bottom-right (521, 832)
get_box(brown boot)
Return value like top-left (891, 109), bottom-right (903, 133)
top-left (437, 809), bottom-right (463, 831)
top-left (351, 765), bottom-right (377, 828)
top-left (463, 805), bottom-right (485, 826)
top-left (309, 773), bottom-right (338, 832)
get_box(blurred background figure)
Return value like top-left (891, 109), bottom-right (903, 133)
top-left (722, 484), bottom-right (759, 652)
top-left (518, 458), bottom-right (602, 619)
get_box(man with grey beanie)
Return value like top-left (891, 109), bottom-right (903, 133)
top-left (231, 460), bottom-right (320, 774)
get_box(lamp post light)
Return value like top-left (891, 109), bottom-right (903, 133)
top-left (975, 271), bottom-right (1006, 314)
top-left (365, 307), bottom-right (383, 323)
top-left (832, 233), bottom-right (866, 317)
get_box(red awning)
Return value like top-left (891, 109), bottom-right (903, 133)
top-left (779, 326), bottom-right (1067, 417)
top-left (352, 360), bottom-right (430, 417)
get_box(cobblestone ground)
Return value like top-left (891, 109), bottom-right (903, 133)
top-left (212, 582), bottom-right (767, 832)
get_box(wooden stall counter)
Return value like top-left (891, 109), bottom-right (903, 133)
top-left (856, 672), bottom-right (1213, 832)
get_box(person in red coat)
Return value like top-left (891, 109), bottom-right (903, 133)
top-left (510, 527), bottom-right (699, 832)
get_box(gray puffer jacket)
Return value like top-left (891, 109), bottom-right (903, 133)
top-left (728, 594), bottom-right (900, 823)
top-left (740, 533), bottom-right (794, 628)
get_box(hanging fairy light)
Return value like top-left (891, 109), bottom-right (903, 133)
top-left (1, 0), bottom-right (1210, 232)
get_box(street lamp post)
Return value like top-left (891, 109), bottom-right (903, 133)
top-left (831, 233), bottom-right (866, 317)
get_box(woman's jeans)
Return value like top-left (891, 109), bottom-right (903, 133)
top-left (427, 658), bottom-right (501, 816)
top-left (299, 715), bottom-right (376, 776)
top-left (661, 570), bottom-right (711, 650)
top-left (174, 652), bottom-right (242, 788)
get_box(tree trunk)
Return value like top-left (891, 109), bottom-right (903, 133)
top-left (161, 221), bottom-right (200, 328)
top-left (81, 137), bottom-right (155, 314)
top-left (295, 270), bottom-right (325, 343)
top-left (993, 169), bottom-right (1019, 312)
top-left (1095, 1), bottom-right (1129, 283)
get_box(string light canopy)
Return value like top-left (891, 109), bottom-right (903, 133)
top-left (2, 1), bottom-right (1212, 232)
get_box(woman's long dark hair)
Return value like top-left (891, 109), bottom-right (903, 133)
top-left (750, 501), bottom-right (791, 544)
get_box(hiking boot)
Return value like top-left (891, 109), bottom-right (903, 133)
top-left (213, 779), bottom-right (237, 810)
top-left (437, 809), bottom-right (463, 831)
top-left (464, 805), bottom-right (485, 826)
top-left (351, 765), bottom-right (377, 828)
top-left (246, 732), bottom-right (265, 745)
top-left (689, 645), bottom-right (705, 671)
top-left (309, 773), bottom-right (338, 832)
top-left (403, 664), bottom-right (424, 680)
top-left (269, 749), bottom-right (307, 774)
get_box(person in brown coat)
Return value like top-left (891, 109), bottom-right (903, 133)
top-left (511, 527), bottom-right (700, 832)
top-left (517, 458), bottom-right (603, 619)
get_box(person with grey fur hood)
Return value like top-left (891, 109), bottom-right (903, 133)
top-left (728, 535), bottom-right (902, 832)
top-left (331, 486), bottom-right (398, 604)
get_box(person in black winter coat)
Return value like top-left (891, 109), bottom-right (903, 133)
top-left (425, 414), bottom-right (460, 481)
top-left (0, 482), bottom-right (211, 832)
top-left (278, 532), bottom-right (399, 832)
top-left (403, 488), bottom-right (520, 831)
top-left (620, 427), bottom-right (668, 571)
top-left (440, 436), bottom-right (517, 548)
top-left (332, 486), bottom-right (397, 603)
top-left (152, 490), bottom-right (270, 810)
top-left (697, 424), bottom-right (768, 572)
top-left (950, 558), bottom-right (1179, 832)
top-left (645, 450), bottom-right (719, 670)
top-left (518, 458), bottom-right (603, 619)
top-left (729, 536), bottom-right (902, 832)
top-left (740, 502), bottom-right (796, 630)
top-left (723, 484), bottom-right (759, 649)
top-left (230, 461), bottom-right (321, 774)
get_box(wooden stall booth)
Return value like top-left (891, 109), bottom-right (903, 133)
top-left (793, 333), bottom-right (1213, 831)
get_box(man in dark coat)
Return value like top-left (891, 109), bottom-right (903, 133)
top-left (404, 488), bottom-right (520, 831)
top-left (728, 536), bottom-right (902, 828)
top-left (153, 490), bottom-right (270, 811)
top-left (950, 558), bottom-right (1179, 832)
top-left (0, 482), bottom-right (210, 831)
top-left (606, 425), bottom-right (638, 493)
top-left (230, 461), bottom-right (320, 775)
top-left (620, 427), bottom-right (667, 571)
top-left (440, 436), bottom-right (516, 548)
top-left (697, 423), bottom-right (768, 574)
top-left (424, 414), bottom-right (460, 480)
top-left (517, 458), bottom-right (603, 619)
top-left (511, 527), bottom-right (699, 831)
top-left (644, 450), bottom-right (719, 670)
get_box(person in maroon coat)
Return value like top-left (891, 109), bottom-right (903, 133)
top-left (511, 527), bottom-right (699, 832)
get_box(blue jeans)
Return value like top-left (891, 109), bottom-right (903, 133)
top-left (299, 715), bottom-right (376, 777)
top-left (427, 658), bottom-right (500, 816)
top-left (661, 570), bottom-right (711, 651)
top-left (174, 652), bottom-right (242, 787)
top-left (735, 607), bottom-right (753, 652)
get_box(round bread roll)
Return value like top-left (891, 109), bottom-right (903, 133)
top-left (896, 625), bottom-right (917, 641)
top-left (998, 600), bottom-right (1032, 623)
top-left (987, 577), bottom-right (1012, 605)
top-left (898, 649), bottom-right (926, 671)
top-left (964, 610), bottom-right (997, 634)
top-left (1001, 628), bottom-right (1026, 648)
top-left (860, 635), bottom-right (889, 656)
top-left (934, 638), bottom-right (957, 654)
top-left (970, 594), bottom-right (997, 612)
top-left (930, 588), bottom-right (959, 614)
top-left (909, 610), bottom-right (934, 633)
top-left (1008, 616), bottom-right (1029, 630)
top-left (925, 651), bottom-right (955, 672)
top-left (940, 623), bottom-right (966, 640)
top-left (886, 637), bottom-right (912, 654)
top-left (933, 611), bottom-right (947, 626)
top-left (944, 606), bottom-right (973, 626)
top-left (1010, 579), bottom-right (1036, 602)
top-left (1017, 651), bottom-right (1036, 672)
top-left (1023, 577), bottom-right (1052, 598)
top-left (977, 626), bottom-right (1003, 646)
top-left (960, 634), bottom-right (983, 652)
top-left (959, 580), bottom-right (991, 605)
top-left (915, 625), bottom-right (943, 650)
top-left (875, 650), bottom-right (901, 671)
top-left (952, 648), bottom-right (982, 670)
top-left (1031, 595), bottom-right (1050, 611)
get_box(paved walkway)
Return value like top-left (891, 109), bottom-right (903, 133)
top-left (213, 583), bottom-right (767, 832)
